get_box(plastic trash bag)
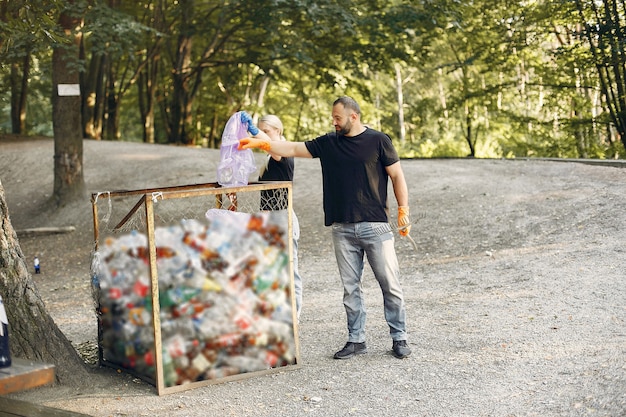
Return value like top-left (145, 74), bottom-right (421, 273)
top-left (216, 111), bottom-right (257, 187)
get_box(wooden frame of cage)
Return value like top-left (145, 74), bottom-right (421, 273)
top-left (91, 181), bottom-right (300, 395)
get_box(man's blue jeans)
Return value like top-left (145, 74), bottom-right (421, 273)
top-left (331, 222), bottom-right (407, 343)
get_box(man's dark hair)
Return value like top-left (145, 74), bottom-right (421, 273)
top-left (334, 96), bottom-right (361, 115)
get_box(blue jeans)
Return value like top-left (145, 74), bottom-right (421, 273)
top-left (331, 222), bottom-right (407, 343)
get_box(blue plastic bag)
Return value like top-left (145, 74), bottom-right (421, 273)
top-left (216, 111), bottom-right (257, 187)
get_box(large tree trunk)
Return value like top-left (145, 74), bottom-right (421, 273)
top-left (52, 6), bottom-right (86, 207)
top-left (0, 181), bottom-right (89, 384)
top-left (168, 0), bottom-right (195, 145)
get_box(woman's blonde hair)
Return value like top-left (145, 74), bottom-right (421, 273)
top-left (259, 114), bottom-right (285, 140)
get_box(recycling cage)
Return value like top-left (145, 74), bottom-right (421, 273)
top-left (90, 181), bottom-right (300, 395)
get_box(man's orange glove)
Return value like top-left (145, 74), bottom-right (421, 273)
top-left (398, 206), bottom-right (411, 237)
top-left (238, 137), bottom-right (271, 152)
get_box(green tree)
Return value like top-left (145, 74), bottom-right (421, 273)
top-left (1, 0), bottom-right (60, 135)
top-left (575, 0), bottom-right (626, 152)
top-left (3, 0), bottom-right (626, 158)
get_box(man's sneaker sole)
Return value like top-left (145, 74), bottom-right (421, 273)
top-left (392, 350), bottom-right (410, 359)
top-left (334, 349), bottom-right (367, 359)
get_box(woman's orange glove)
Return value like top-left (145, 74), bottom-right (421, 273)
top-left (238, 137), bottom-right (271, 151)
top-left (398, 206), bottom-right (411, 236)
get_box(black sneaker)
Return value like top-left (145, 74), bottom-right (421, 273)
top-left (333, 342), bottom-right (367, 359)
top-left (392, 340), bottom-right (411, 359)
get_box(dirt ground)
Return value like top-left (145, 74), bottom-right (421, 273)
top-left (1, 136), bottom-right (625, 417)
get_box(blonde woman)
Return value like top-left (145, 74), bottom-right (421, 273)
top-left (257, 115), bottom-right (303, 320)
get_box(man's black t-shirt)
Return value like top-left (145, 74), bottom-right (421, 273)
top-left (304, 128), bottom-right (399, 226)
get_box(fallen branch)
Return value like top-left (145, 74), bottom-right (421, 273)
top-left (16, 226), bottom-right (76, 237)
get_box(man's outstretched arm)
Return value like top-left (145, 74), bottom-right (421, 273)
top-left (239, 111), bottom-right (312, 157)
top-left (239, 131), bottom-right (312, 158)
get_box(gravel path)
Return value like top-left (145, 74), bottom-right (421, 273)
top-left (2, 137), bottom-right (625, 416)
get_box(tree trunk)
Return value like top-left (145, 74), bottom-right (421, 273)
top-left (11, 57), bottom-right (28, 135)
top-left (104, 67), bottom-right (120, 141)
top-left (168, 0), bottom-right (196, 145)
top-left (395, 63), bottom-right (406, 145)
top-left (257, 74), bottom-right (270, 110)
top-left (10, 53), bottom-right (30, 135)
top-left (170, 35), bottom-right (193, 144)
top-left (138, 57), bottom-right (159, 144)
top-left (81, 47), bottom-right (107, 140)
top-left (209, 112), bottom-right (219, 148)
top-left (438, 67), bottom-right (449, 130)
top-left (52, 6), bottom-right (86, 207)
top-left (0, 181), bottom-right (89, 384)
top-left (465, 101), bottom-right (476, 157)
top-left (137, 5), bottom-right (163, 145)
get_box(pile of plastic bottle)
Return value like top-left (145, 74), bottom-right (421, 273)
top-left (91, 208), bottom-right (296, 387)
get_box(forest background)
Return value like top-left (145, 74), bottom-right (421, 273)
top-left (2, 0), bottom-right (626, 161)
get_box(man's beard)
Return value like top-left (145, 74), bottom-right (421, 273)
top-left (336, 120), bottom-right (352, 135)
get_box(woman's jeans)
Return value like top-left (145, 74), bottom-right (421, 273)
top-left (331, 222), bottom-right (407, 343)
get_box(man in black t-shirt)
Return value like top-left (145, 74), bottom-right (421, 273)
top-left (239, 97), bottom-right (412, 359)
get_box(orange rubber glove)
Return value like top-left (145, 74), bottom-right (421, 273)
top-left (398, 206), bottom-right (411, 237)
top-left (238, 137), bottom-right (271, 151)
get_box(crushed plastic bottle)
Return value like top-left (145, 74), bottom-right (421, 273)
top-left (91, 210), bottom-right (297, 388)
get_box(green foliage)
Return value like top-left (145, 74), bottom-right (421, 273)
top-left (0, 0), bottom-right (64, 57)
top-left (0, 0), bottom-right (624, 159)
